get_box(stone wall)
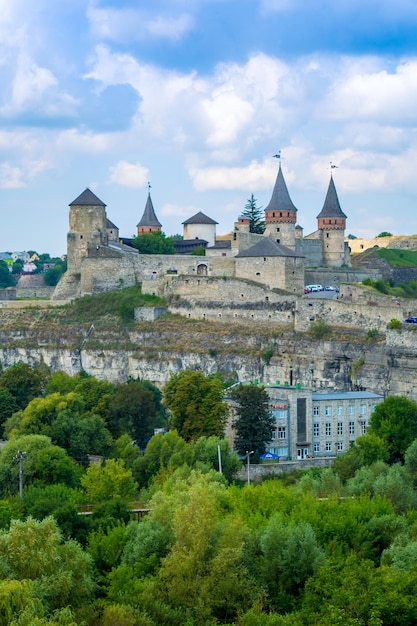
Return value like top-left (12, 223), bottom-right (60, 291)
top-left (16, 275), bottom-right (54, 299)
top-left (239, 457), bottom-right (335, 482)
top-left (0, 288), bottom-right (16, 301)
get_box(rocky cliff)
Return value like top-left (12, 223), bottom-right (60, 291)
top-left (0, 302), bottom-right (416, 399)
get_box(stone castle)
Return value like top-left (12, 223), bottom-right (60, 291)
top-left (53, 162), bottom-right (351, 300)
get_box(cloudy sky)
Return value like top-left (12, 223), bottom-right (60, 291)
top-left (1, 0), bottom-right (417, 256)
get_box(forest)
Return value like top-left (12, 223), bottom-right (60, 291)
top-left (0, 362), bottom-right (416, 625)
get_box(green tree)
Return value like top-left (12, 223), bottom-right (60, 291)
top-left (131, 231), bottom-right (176, 254)
top-left (229, 383), bottom-right (274, 457)
top-left (0, 362), bottom-right (48, 410)
top-left (242, 194), bottom-right (265, 234)
top-left (190, 244), bottom-right (206, 256)
top-left (80, 458), bottom-right (138, 504)
top-left (43, 267), bottom-right (63, 286)
top-left (0, 516), bottom-right (95, 613)
top-left (0, 388), bottom-right (18, 435)
top-left (0, 260), bottom-right (15, 288)
top-left (0, 435), bottom-right (82, 494)
top-left (376, 231), bottom-right (393, 237)
top-left (368, 396), bottom-right (417, 462)
top-left (107, 380), bottom-right (164, 446)
top-left (163, 370), bottom-right (229, 442)
top-left (260, 515), bottom-right (325, 611)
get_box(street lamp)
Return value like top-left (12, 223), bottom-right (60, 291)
top-left (245, 450), bottom-right (254, 485)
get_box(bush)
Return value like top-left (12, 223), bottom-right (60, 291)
top-left (387, 318), bottom-right (402, 330)
top-left (309, 318), bottom-right (330, 339)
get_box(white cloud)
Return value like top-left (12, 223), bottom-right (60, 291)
top-left (160, 203), bottom-right (196, 219)
top-left (189, 159), bottom-right (277, 191)
top-left (108, 160), bottom-right (149, 188)
top-left (0, 163), bottom-right (25, 188)
top-left (87, 3), bottom-right (193, 42)
top-left (323, 59), bottom-right (417, 125)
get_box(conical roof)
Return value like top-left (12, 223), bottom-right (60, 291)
top-left (69, 188), bottom-right (106, 207)
top-left (265, 165), bottom-right (297, 213)
top-left (137, 193), bottom-right (162, 228)
top-left (182, 211), bottom-right (218, 225)
top-left (317, 176), bottom-right (347, 219)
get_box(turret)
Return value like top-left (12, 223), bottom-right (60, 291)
top-left (264, 163), bottom-right (297, 249)
top-left (316, 175), bottom-right (347, 267)
top-left (137, 193), bottom-right (162, 234)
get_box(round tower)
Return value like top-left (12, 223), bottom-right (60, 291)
top-left (316, 175), bottom-right (348, 267)
top-left (264, 163), bottom-right (297, 249)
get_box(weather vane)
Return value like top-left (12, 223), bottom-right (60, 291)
top-left (330, 162), bottom-right (338, 173)
top-left (273, 151), bottom-right (281, 162)
top-left (147, 181), bottom-right (152, 191)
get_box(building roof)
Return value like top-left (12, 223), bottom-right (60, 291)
top-left (316, 176), bottom-right (347, 219)
top-left (182, 211), bottom-right (218, 225)
top-left (235, 237), bottom-right (304, 258)
top-left (106, 218), bottom-right (118, 229)
top-left (207, 240), bottom-right (231, 249)
top-left (312, 391), bottom-right (383, 401)
top-left (137, 193), bottom-right (162, 228)
top-left (264, 164), bottom-right (298, 214)
top-left (69, 188), bottom-right (106, 207)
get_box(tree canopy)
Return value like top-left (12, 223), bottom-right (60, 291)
top-left (131, 231), bottom-right (176, 254)
top-left (163, 370), bottom-right (229, 442)
top-left (228, 383), bottom-right (274, 457)
top-left (241, 194), bottom-right (265, 234)
top-left (368, 395), bottom-right (417, 462)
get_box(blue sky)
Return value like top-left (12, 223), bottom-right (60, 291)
top-left (2, 0), bottom-right (417, 256)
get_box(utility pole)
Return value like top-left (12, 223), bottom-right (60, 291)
top-left (14, 450), bottom-right (27, 500)
top-left (246, 450), bottom-right (254, 485)
top-left (217, 444), bottom-right (223, 474)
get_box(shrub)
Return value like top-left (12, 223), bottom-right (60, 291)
top-left (387, 318), bottom-right (402, 330)
top-left (309, 318), bottom-right (330, 339)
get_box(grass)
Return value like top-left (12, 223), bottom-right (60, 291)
top-left (377, 248), bottom-right (417, 267)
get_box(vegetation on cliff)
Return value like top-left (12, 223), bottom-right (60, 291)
top-left (0, 366), bottom-right (416, 623)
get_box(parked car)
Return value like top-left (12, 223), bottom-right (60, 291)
top-left (310, 285), bottom-right (323, 292)
top-left (404, 317), bottom-right (417, 324)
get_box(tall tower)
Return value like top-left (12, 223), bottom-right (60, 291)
top-left (67, 188), bottom-right (107, 273)
top-left (137, 192), bottom-right (162, 235)
top-left (264, 162), bottom-right (297, 249)
top-left (317, 175), bottom-right (347, 267)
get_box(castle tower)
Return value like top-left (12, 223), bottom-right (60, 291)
top-left (137, 193), bottom-right (162, 235)
top-left (182, 212), bottom-right (218, 247)
top-left (316, 175), bottom-right (348, 267)
top-left (67, 188), bottom-right (107, 273)
top-left (264, 163), bottom-right (297, 249)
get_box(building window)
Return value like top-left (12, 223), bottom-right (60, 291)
top-left (360, 405), bottom-right (366, 415)
top-left (278, 426), bottom-right (286, 439)
top-left (276, 227), bottom-right (280, 232)
top-left (277, 447), bottom-right (287, 457)
top-left (349, 421), bottom-right (355, 436)
top-left (336, 441), bottom-right (344, 451)
top-left (313, 422), bottom-right (320, 437)
top-left (337, 405), bottom-right (343, 415)
top-left (271, 431), bottom-right (276, 440)
top-left (348, 405), bottom-right (354, 415)
top-left (313, 406), bottom-right (319, 416)
top-left (361, 420), bottom-right (367, 435)
top-left (325, 422), bottom-right (331, 436)
top-left (325, 442), bottom-right (332, 451)
top-left (325, 405), bottom-right (331, 416)
top-left (314, 442), bottom-right (320, 453)
top-left (337, 422), bottom-right (343, 436)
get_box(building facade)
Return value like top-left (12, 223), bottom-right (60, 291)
top-left (227, 384), bottom-right (383, 461)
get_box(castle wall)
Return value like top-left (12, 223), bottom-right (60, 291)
top-left (296, 238), bottom-right (323, 267)
top-left (235, 255), bottom-right (304, 293)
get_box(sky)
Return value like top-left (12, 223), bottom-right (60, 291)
top-left (2, 0), bottom-right (417, 256)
